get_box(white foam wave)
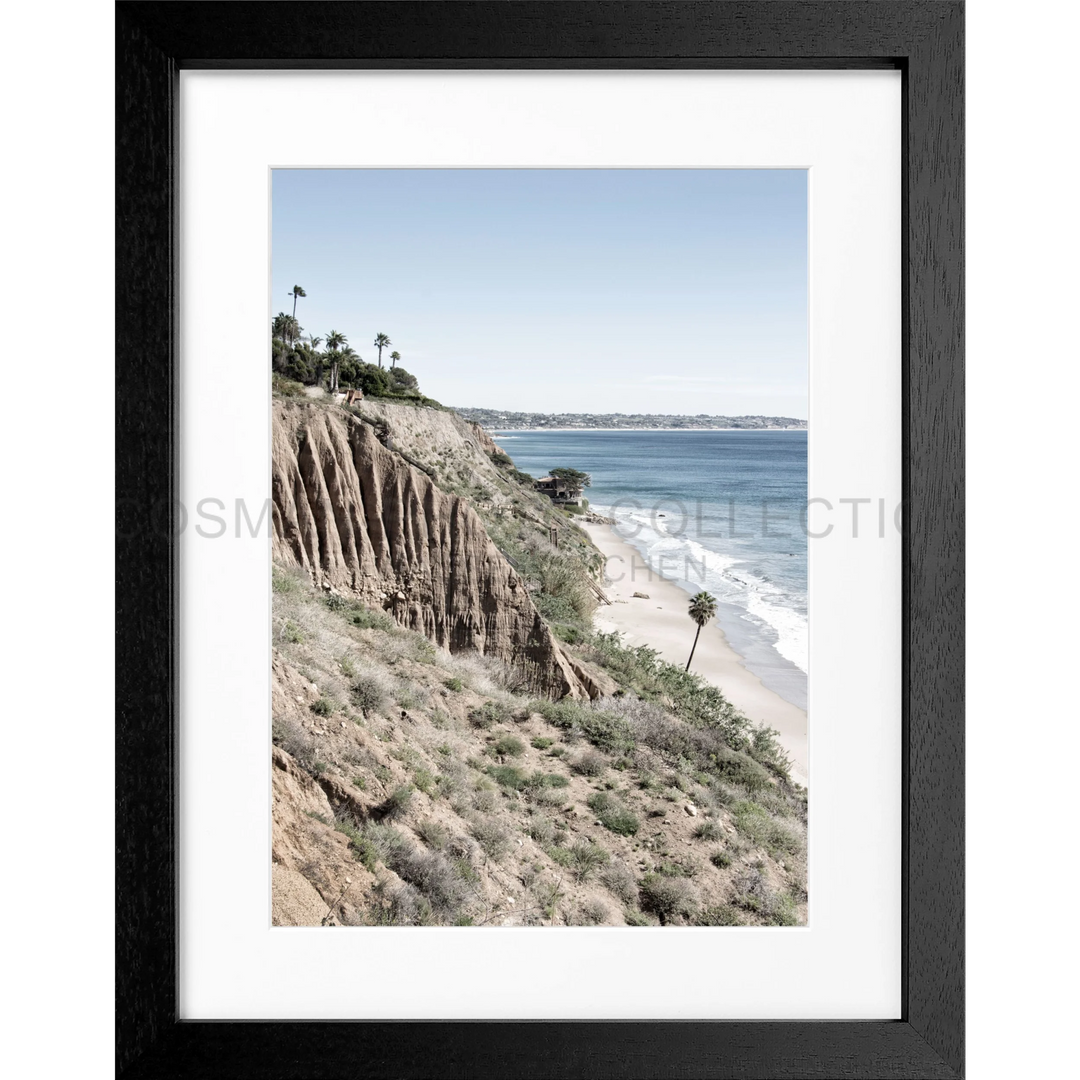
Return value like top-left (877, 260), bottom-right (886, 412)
top-left (600, 504), bottom-right (808, 674)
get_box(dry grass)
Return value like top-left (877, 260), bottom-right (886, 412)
top-left (272, 556), bottom-right (806, 928)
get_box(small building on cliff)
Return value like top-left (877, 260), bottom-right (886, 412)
top-left (534, 475), bottom-right (580, 506)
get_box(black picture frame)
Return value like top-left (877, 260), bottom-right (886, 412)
top-left (116, 2), bottom-right (963, 1077)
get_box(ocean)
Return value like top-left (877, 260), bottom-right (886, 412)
top-left (495, 429), bottom-right (807, 711)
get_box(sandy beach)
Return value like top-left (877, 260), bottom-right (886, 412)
top-left (581, 520), bottom-right (808, 788)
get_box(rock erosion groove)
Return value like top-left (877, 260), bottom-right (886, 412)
top-left (272, 401), bottom-right (611, 699)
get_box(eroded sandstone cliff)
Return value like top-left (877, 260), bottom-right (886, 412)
top-left (272, 400), bottom-right (611, 699)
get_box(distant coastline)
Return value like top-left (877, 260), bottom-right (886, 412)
top-left (490, 427), bottom-right (804, 435)
top-left (454, 407), bottom-right (807, 432)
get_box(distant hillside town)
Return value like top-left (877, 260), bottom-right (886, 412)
top-left (454, 408), bottom-right (807, 431)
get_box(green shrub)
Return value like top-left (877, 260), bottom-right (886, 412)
top-left (444, 676), bottom-right (464, 692)
top-left (768, 897), bottom-right (800, 927)
top-left (587, 792), bottom-right (640, 836)
top-left (709, 780), bottom-right (738, 806)
top-left (396, 681), bottom-right (428, 711)
top-left (528, 699), bottom-right (634, 754)
top-left (272, 374), bottom-right (306, 398)
top-left (435, 774), bottom-right (463, 802)
top-left (569, 841), bottom-right (610, 883)
top-left (382, 843), bottom-right (469, 917)
top-left (572, 749), bottom-right (607, 776)
top-left (340, 818), bottom-right (415, 874)
top-left (534, 878), bottom-right (565, 921)
top-left (599, 862), bottom-right (638, 905)
top-left (351, 361), bottom-right (392, 397)
top-left (528, 785), bottom-right (570, 809)
top-left (310, 697), bottom-right (336, 718)
top-left (577, 898), bottom-right (609, 925)
top-left (413, 767), bottom-right (437, 796)
top-left (453, 857), bottom-right (480, 884)
top-left (710, 850), bottom-right (733, 869)
top-left (486, 764), bottom-right (528, 790)
top-left (624, 908), bottom-right (653, 926)
top-left (527, 817), bottom-right (556, 845)
top-left (469, 793), bottom-right (496, 817)
top-left (351, 675), bottom-right (388, 717)
top-left (530, 736), bottom-right (555, 750)
top-left (730, 868), bottom-right (800, 926)
top-left (694, 821), bottom-right (722, 842)
top-left (271, 568), bottom-right (298, 594)
top-left (491, 734), bottom-right (526, 758)
top-left (470, 816), bottom-right (511, 859)
top-left (656, 857), bottom-right (697, 878)
top-left (694, 904), bottom-right (744, 926)
top-left (732, 801), bottom-right (804, 857)
top-left (709, 750), bottom-right (774, 794)
top-left (413, 639), bottom-right (437, 665)
top-left (469, 700), bottom-right (511, 729)
top-left (638, 873), bottom-right (697, 925)
top-left (381, 785), bottom-right (414, 819)
top-left (415, 818), bottom-right (448, 850)
top-left (544, 845), bottom-right (575, 868)
top-left (587, 632), bottom-right (779, 758)
top-left (523, 771), bottom-right (570, 791)
top-left (350, 606), bottom-right (396, 631)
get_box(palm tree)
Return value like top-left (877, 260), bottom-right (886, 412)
top-left (324, 331), bottom-right (347, 392)
top-left (288, 285), bottom-right (306, 319)
top-left (389, 350), bottom-right (401, 370)
top-left (685, 592), bottom-right (717, 672)
top-left (373, 332), bottom-right (391, 368)
top-left (272, 312), bottom-right (300, 346)
top-left (324, 332), bottom-right (349, 397)
top-left (333, 345), bottom-right (360, 392)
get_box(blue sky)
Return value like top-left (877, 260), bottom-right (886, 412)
top-left (272, 169), bottom-right (807, 417)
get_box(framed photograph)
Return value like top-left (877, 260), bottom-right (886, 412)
top-left (117, 3), bottom-right (963, 1077)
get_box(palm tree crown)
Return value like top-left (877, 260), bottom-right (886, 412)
top-left (325, 330), bottom-right (347, 352)
top-left (273, 312), bottom-right (300, 346)
top-left (389, 350), bottom-right (401, 370)
top-left (288, 285), bottom-right (306, 319)
top-left (374, 333), bottom-right (391, 368)
top-left (685, 591), bottom-right (717, 672)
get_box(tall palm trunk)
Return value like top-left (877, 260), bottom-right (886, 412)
top-left (686, 623), bottom-right (702, 672)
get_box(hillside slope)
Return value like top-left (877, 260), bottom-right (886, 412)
top-left (271, 396), bottom-right (807, 927)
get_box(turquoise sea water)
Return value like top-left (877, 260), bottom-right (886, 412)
top-left (496, 430), bottom-right (807, 710)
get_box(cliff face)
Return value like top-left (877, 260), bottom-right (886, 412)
top-left (272, 401), bottom-right (611, 699)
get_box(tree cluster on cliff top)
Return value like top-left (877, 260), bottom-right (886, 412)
top-left (271, 287), bottom-right (431, 404)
